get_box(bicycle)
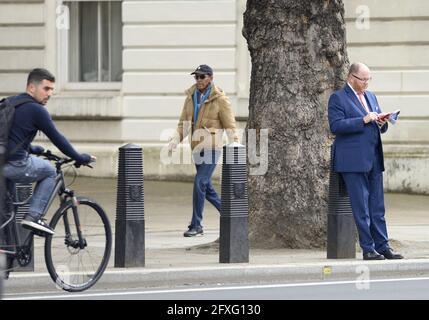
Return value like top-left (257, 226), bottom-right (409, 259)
top-left (0, 150), bottom-right (112, 292)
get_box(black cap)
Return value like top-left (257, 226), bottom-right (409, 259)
top-left (191, 64), bottom-right (213, 76)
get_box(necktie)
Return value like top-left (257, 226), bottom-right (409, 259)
top-left (357, 92), bottom-right (370, 114)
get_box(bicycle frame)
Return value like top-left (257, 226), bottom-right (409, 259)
top-left (0, 159), bottom-right (85, 262)
top-left (1, 151), bottom-right (109, 292)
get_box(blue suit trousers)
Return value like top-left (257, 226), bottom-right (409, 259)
top-left (341, 151), bottom-right (389, 254)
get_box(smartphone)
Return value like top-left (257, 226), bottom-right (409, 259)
top-left (378, 112), bottom-right (392, 121)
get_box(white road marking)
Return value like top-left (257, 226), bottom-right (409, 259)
top-left (5, 276), bottom-right (429, 300)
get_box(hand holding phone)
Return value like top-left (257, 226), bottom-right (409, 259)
top-left (377, 112), bottom-right (392, 121)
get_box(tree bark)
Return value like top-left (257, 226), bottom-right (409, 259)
top-left (243, 0), bottom-right (349, 248)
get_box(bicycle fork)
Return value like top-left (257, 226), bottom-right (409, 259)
top-left (63, 192), bottom-right (86, 250)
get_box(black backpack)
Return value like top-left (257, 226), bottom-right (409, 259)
top-left (0, 96), bottom-right (34, 156)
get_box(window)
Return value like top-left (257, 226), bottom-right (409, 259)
top-left (66, 1), bottom-right (122, 83)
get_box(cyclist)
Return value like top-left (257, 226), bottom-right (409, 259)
top-left (2, 68), bottom-right (94, 235)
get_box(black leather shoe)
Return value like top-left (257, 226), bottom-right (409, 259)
top-left (380, 248), bottom-right (404, 260)
top-left (363, 251), bottom-right (385, 260)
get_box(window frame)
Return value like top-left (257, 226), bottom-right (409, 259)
top-left (58, 0), bottom-right (123, 91)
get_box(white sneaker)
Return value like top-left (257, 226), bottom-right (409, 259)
top-left (21, 216), bottom-right (55, 235)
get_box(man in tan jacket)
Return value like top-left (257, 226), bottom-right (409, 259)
top-left (169, 65), bottom-right (239, 237)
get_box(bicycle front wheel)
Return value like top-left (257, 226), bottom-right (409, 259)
top-left (45, 197), bottom-right (112, 292)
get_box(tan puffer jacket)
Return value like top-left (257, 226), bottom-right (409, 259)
top-left (171, 83), bottom-right (239, 151)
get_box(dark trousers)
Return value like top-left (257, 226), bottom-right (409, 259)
top-left (341, 152), bottom-right (389, 254)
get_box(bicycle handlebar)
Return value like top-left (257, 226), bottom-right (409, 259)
top-left (40, 150), bottom-right (94, 169)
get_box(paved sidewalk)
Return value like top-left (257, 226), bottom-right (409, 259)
top-left (4, 178), bottom-right (429, 292)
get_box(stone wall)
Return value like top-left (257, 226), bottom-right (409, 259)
top-left (0, 0), bottom-right (427, 193)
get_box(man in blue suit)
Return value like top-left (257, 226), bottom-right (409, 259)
top-left (328, 62), bottom-right (403, 260)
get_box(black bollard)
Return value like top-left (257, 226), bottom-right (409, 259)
top-left (327, 146), bottom-right (356, 259)
top-left (0, 251), bottom-right (3, 297)
top-left (14, 184), bottom-right (34, 271)
top-left (3, 184), bottom-right (34, 272)
top-left (1, 145), bottom-right (6, 291)
top-left (0, 253), bottom-right (3, 298)
top-left (219, 143), bottom-right (249, 263)
top-left (115, 144), bottom-right (145, 268)
top-left (0, 146), bottom-right (33, 271)
top-left (0, 146), bottom-right (6, 250)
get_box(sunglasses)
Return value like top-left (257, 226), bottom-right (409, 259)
top-left (194, 74), bottom-right (208, 80)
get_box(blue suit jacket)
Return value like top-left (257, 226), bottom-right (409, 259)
top-left (328, 85), bottom-right (387, 173)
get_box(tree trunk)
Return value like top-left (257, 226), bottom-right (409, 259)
top-left (243, 0), bottom-right (349, 248)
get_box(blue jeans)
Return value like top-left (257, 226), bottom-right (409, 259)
top-left (191, 150), bottom-right (222, 228)
top-left (3, 155), bottom-right (56, 219)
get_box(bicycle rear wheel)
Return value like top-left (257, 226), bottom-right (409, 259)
top-left (45, 197), bottom-right (112, 292)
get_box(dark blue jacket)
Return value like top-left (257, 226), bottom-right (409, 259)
top-left (7, 93), bottom-right (89, 163)
top-left (328, 85), bottom-right (387, 173)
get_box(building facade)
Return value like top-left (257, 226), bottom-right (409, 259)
top-left (0, 0), bottom-right (428, 193)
